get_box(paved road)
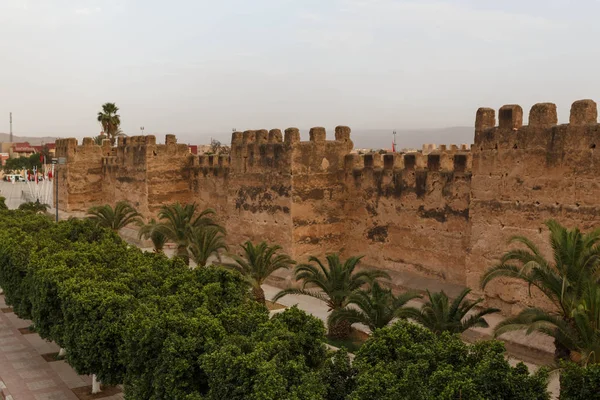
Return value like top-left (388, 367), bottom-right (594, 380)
top-left (0, 180), bottom-right (54, 210)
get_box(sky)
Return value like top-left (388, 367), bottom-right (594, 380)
top-left (1, 0), bottom-right (599, 146)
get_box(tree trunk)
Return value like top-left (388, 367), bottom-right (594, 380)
top-left (253, 286), bottom-right (266, 305)
top-left (554, 336), bottom-right (571, 362)
top-left (328, 319), bottom-right (352, 339)
top-left (58, 348), bottom-right (67, 357)
top-left (92, 374), bottom-right (102, 394)
top-left (176, 245), bottom-right (190, 266)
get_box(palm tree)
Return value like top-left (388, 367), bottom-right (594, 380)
top-left (225, 241), bottom-right (295, 304)
top-left (97, 103), bottom-right (121, 145)
top-left (86, 201), bottom-right (142, 232)
top-left (189, 226), bottom-right (228, 267)
top-left (273, 254), bottom-right (390, 338)
top-left (403, 288), bottom-right (499, 335)
top-left (481, 219), bottom-right (600, 360)
top-left (18, 200), bottom-right (49, 214)
top-left (0, 196), bottom-right (7, 210)
top-left (138, 218), bottom-right (167, 254)
top-left (155, 203), bottom-right (222, 265)
top-left (92, 135), bottom-right (108, 146)
top-left (328, 282), bottom-right (421, 332)
top-left (494, 285), bottom-right (600, 365)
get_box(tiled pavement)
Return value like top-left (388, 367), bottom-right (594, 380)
top-left (0, 294), bottom-right (124, 400)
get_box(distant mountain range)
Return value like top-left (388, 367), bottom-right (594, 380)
top-left (349, 127), bottom-right (474, 150)
top-left (0, 126), bottom-right (475, 151)
top-left (0, 133), bottom-right (57, 146)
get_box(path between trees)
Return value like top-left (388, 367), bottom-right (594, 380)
top-left (0, 293), bottom-right (124, 400)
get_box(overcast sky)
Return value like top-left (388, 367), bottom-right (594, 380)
top-left (1, 0), bottom-right (599, 145)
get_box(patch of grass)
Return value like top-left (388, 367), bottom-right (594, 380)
top-left (18, 325), bottom-right (36, 335)
top-left (324, 328), bottom-right (370, 354)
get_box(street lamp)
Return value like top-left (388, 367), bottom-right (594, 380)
top-left (140, 126), bottom-right (145, 135)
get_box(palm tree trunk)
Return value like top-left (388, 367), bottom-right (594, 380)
top-left (328, 319), bottom-right (352, 339)
top-left (176, 245), bottom-right (189, 266)
top-left (554, 336), bottom-right (571, 361)
top-left (253, 286), bottom-right (266, 305)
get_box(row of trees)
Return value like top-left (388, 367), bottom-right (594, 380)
top-left (0, 209), bottom-right (558, 399)
top-left (85, 201), bottom-right (600, 366)
top-left (3, 153), bottom-right (44, 173)
top-left (86, 202), bottom-right (500, 339)
top-left (84, 201), bottom-right (600, 370)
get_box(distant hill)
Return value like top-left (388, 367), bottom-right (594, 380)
top-left (349, 127), bottom-right (474, 151)
top-left (0, 133), bottom-right (57, 146)
top-left (0, 126), bottom-right (475, 151)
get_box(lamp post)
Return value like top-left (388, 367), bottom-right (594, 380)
top-left (52, 158), bottom-right (58, 222)
top-left (140, 126), bottom-right (145, 135)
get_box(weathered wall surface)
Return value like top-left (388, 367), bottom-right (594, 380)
top-left (188, 129), bottom-right (294, 267)
top-left (343, 148), bottom-right (472, 285)
top-left (55, 138), bottom-right (106, 211)
top-left (467, 100), bottom-right (600, 314)
top-left (55, 98), bottom-right (600, 313)
top-left (56, 135), bottom-right (190, 216)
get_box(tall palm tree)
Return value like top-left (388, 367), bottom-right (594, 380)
top-left (402, 288), bottom-right (499, 335)
top-left (189, 226), bottom-right (228, 267)
top-left (138, 218), bottom-right (167, 254)
top-left (225, 241), bottom-right (295, 304)
top-left (155, 203), bottom-right (222, 265)
top-left (481, 219), bottom-right (600, 360)
top-left (97, 103), bottom-right (121, 145)
top-left (273, 254), bottom-right (390, 338)
top-left (328, 282), bottom-right (421, 332)
top-left (86, 201), bottom-right (142, 232)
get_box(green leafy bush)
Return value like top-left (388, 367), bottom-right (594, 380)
top-left (350, 321), bottom-right (549, 400)
top-left (560, 363), bottom-right (600, 400)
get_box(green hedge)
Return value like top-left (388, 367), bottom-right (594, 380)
top-left (0, 210), bottom-right (557, 399)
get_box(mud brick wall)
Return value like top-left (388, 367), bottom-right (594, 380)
top-left (55, 99), bottom-right (600, 313)
top-left (468, 100), bottom-right (600, 314)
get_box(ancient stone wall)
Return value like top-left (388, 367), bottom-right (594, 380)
top-left (55, 98), bottom-right (600, 313)
top-left (55, 134), bottom-right (190, 216)
top-left (343, 146), bottom-right (472, 285)
top-left (468, 100), bottom-right (600, 314)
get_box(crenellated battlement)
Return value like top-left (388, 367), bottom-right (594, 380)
top-left (474, 99), bottom-right (600, 151)
top-left (226, 126), bottom-right (354, 174)
top-left (345, 149), bottom-right (472, 174)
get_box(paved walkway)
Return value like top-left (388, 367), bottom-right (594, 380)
top-left (0, 294), bottom-right (123, 400)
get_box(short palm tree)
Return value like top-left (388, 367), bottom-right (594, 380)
top-left (86, 201), bottom-right (142, 232)
top-left (226, 241), bottom-right (295, 304)
top-left (92, 135), bottom-right (108, 146)
top-left (97, 103), bottom-right (121, 145)
top-left (189, 226), bottom-right (228, 267)
top-left (155, 203), bottom-right (222, 265)
top-left (481, 219), bottom-right (600, 360)
top-left (494, 282), bottom-right (600, 365)
top-left (273, 253), bottom-right (390, 338)
top-left (138, 218), bottom-right (167, 254)
top-left (328, 282), bottom-right (421, 332)
top-left (18, 200), bottom-right (49, 214)
top-left (403, 288), bottom-right (499, 335)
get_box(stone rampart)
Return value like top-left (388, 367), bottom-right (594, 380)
top-left (55, 99), bottom-right (600, 312)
